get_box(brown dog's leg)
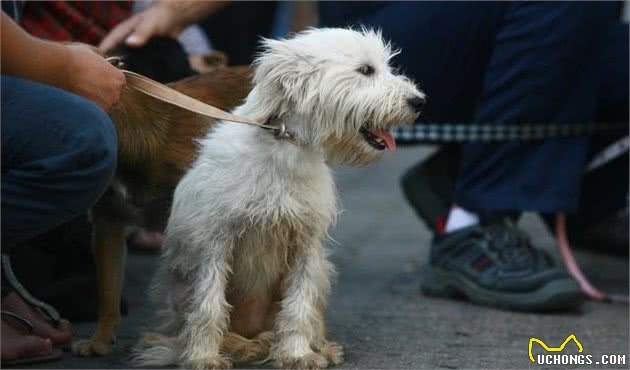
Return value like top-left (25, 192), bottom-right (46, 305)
top-left (72, 211), bottom-right (126, 356)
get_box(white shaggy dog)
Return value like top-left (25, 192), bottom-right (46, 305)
top-left (134, 28), bottom-right (424, 369)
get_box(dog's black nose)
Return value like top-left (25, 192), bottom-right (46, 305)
top-left (407, 96), bottom-right (426, 113)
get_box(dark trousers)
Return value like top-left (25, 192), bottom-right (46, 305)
top-left (320, 1), bottom-right (628, 214)
top-left (1, 76), bottom-right (117, 248)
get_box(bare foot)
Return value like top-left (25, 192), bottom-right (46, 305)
top-left (2, 292), bottom-right (73, 345)
top-left (1, 319), bottom-right (53, 362)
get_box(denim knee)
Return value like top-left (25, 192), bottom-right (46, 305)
top-left (61, 97), bottom-right (118, 207)
top-left (1, 77), bottom-right (118, 246)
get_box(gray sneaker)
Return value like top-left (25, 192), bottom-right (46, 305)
top-left (421, 220), bottom-right (584, 312)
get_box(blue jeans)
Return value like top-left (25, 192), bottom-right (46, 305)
top-left (1, 76), bottom-right (117, 247)
top-left (320, 1), bottom-right (628, 213)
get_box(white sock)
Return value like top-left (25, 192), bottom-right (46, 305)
top-left (445, 205), bottom-right (480, 233)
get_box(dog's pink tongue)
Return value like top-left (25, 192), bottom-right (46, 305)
top-left (371, 129), bottom-right (396, 151)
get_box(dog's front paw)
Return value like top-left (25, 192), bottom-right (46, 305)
top-left (72, 337), bottom-right (114, 356)
top-left (274, 352), bottom-right (329, 369)
top-left (227, 331), bottom-right (274, 363)
top-left (317, 341), bottom-right (344, 366)
top-left (186, 356), bottom-right (232, 370)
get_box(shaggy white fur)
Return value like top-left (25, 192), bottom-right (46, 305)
top-left (133, 27), bottom-right (424, 369)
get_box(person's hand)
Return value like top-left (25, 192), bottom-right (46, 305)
top-left (1, 13), bottom-right (125, 108)
top-left (65, 43), bottom-right (126, 111)
top-left (99, 2), bottom-right (183, 53)
top-left (98, 1), bottom-right (227, 53)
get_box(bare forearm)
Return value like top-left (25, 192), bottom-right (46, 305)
top-left (1, 13), bottom-right (71, 90)
top-left (2, 12), bottom-right (125, 110)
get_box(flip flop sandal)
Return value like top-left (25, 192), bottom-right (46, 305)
top-left (2, 255), bottom-right (61, 326)
top-left (1, 311), bottom-right (63, 367)
top-left (2, 255), bottom-right (71, 348)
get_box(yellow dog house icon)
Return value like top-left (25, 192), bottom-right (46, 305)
top-left (529, 334), bottom-right (583, 363)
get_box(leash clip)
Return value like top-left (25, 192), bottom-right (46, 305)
top-left (273, 124), bottom-right (293, 141)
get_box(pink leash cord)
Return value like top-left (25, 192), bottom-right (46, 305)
top-left (555, 212), bottom-right (629, 304)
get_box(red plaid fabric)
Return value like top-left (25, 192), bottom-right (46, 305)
top-left (21, 1), bottom-right (133, 45)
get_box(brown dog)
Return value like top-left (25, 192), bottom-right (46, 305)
top-left (71, 63), bottom-right (252, 357)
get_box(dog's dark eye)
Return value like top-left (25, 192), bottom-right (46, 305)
top-left (357, 64), bottom-right (375, 76)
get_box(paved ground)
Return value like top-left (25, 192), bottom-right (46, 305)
top-left (25, 147), bottom-right (629, 369)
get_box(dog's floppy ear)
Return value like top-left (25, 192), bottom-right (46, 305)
top-left (253, 37), bottom-right (317, 108)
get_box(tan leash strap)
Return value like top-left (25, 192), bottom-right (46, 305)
top-left (122, 70), bottom-right (277, 128)
top-left (107, 57), bottom-right (290, 135)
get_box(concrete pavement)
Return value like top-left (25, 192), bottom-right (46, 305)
top-left (24, 147), bottom-right (629, 369)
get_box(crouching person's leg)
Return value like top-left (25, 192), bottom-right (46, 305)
top-left (1, 75), bottom-right (117, 247)
top-left (1, 75), bottom-right (116, 364)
